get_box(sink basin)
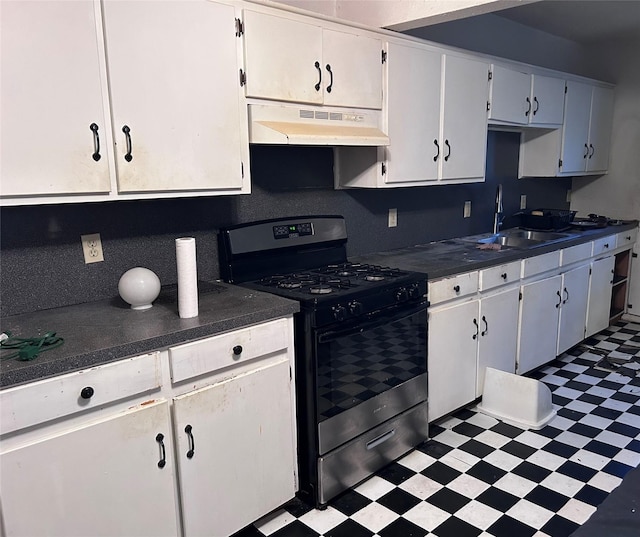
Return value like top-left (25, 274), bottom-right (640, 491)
top-left (459, 228), bottom-right (579, 249)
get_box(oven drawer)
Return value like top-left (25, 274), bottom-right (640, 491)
top-left (317, 401), bottom-right (429, 505)
top-left (429, 271), bottom-right (478, 304)
top-left (169, 318), bottom-right (291, 383)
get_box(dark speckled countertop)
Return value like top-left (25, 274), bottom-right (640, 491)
top-left (353, 224), bottom-right (638, 280)
top-left (0, 281), bottom-right (299, 389)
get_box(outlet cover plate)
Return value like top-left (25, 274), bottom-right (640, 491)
top-left (81, 233), bottom-right (104, 264)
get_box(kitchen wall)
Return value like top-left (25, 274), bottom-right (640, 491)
top-left (0, 131), bottom-right (570, 317)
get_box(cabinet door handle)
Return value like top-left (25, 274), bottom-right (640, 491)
top-left (314, 61), bottom-right (322, 91)
top-left (472, 318), bottom-right (479, 340)
top-left (525, 96), bottom-right (531, 117)
top-left (556, 290), bottom-right (562, 308)
top-left (156, 433), bottom-right (167, 468)
top-left (325, 64), bottom-right (333, 93)
top-left (444, 139), bottom-right (451, 161)
top-left (433, 139), bottom-right (440, 162)
top-left (533, 96), bottom-right (539, 115)
top-left (481, 315), bottom-right (488, 336)
top-left (563, 287), bottom-right (569, 304)
top-left (185, 424), bottom-right (195, 459)
top-left (122, 125), bottom-right (133, 162)
top-left (89, 123), bottom-right (101, 161)
top-left (583, 143), bottom-right (589, 158)
top-left (589, 144), bottom-right (595, 158)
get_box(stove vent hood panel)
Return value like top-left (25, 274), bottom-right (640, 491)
top-left (248, 103), bottom-right (389, 146)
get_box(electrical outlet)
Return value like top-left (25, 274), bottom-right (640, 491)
top-left (520, 194), bottom-right (527, 210)
top-left (81, 233), bottom-right (104, 264)
top-left (566, 189), bottom-right (572, 202)
top-left (388, 208), bottom-right (398, 228)
top-left (463, 201), bottom-right (471, 218)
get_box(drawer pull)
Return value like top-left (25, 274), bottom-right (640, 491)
top-left (626, 236), bottom-right (632, 241)
top-left (501, 273), bottom-right (507, 280)
top-left (232, 345), bottom-right (243, 356)
top-left (80, 386), bottom-right (94, 400)
top-left (156, 433), bottom-right (166, 469)
top-left (185, 424), bottom-right (195, 459)
top-left (366, 429), bottom-right (396, 450)
top-left (453, 285), bottom-right (460, 293)
top-left (604, 243), bottom-right (609, 249)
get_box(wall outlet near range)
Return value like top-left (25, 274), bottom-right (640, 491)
top-left (388, 208), bottom-right (398, 227)
top-left (81, 233), bottom-right (104, 264)
top-left (463, 201), bottom-right (471, 218)
top-left (520, 195), bottom-right (527, 210)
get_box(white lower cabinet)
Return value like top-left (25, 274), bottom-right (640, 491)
top-left (517, 274), bottom-right (563, 374)
top-left (557, 265), bottom-right (591, 355)
top-left (586, 255), bottom-right (615, 337)
top-left (429, 299), bottom-right (479, 421)
top-left (1, 400), bottom-right (180, 537)
top-left (477, 287), bottom-right (519, 396)
top-left (173, 359), bottom-right (296, 537)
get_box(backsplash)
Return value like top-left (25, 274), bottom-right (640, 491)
top-left (0, 131), bottom-right (571, 317)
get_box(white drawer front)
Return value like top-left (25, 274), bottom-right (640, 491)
top-left (479, 261), bottom-right (520, 291)
top-left (592, 235), bottom-right (615, 256)
top-left (616, 228), bottom-right (638, 249)
top-left (0, 352), bottom-right (161, 436)
top-left (521, 250), bottom-right (561, 278)
top-left (561, 242), bottom-right (592, 266)
top-left (169, 318), bottom-right (291, 383)
top-left (429, 272), bottom-right (478, 305)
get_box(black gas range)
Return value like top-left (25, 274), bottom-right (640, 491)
top-left (219, 216), bottom-right (429, 507)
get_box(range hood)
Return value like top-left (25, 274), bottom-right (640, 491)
top-left (248, 103), bottom-right (389, 146)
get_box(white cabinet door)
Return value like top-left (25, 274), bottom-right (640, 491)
top-left (384, 41), bottom-right (441, 183)
top-left (587, 86), bottom-right (615, 173)
top-left (530, 74), bottom-right (565, 126)
top-left (560, 81), bottom-right (593, 174)
top-left (0, 401), bottom-right (179, 537)
top-left (429, 300), bottom-right (480, 421)
top-left (517, 274), bottom-right (562, 374)
top-left (103, 0), bottom-right (247, 193)
top-left (557, 264), bottom-right (590, 355)
top-left (477, 287), bottom-right (519, 396)
top-left (0, 0), bottom-right (111, 197)
top-left (440, 55), bottom-right (489, 181)
top-left (586, 256), bottom-right (615, 337)
top-left (488, 64), bottom-right (530, 124)
top-left (322, 29), bottom-right (382, 109)
top-left (243, 10), bottom-right (323, 104)
top-left (173, 359), bottom-right (296, 537)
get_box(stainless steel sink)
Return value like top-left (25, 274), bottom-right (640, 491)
top-left (458, 228), bottom-right (579, 249)
top-left (477, 234), bottom-right (542, 248)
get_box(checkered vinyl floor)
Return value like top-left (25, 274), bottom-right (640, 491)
top-left (235, 321), bottom-right (640, 537)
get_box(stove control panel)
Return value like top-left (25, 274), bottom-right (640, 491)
top-left (273, 222), bottom-right (313, 240)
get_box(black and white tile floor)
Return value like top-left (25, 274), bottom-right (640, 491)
top-left (236, 321), bottom-right (640, 537)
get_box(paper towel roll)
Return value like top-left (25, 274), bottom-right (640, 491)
top-left (176, 237), bottom-right (198, 318)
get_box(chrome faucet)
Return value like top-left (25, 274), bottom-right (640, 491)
top-left (493, 184), bottom-right (504, 234)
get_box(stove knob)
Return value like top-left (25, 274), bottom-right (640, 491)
top-left (408, 284), bottom-right (422, 299)
top-left (349, 301), bottom-right (363, 316)
top-left (395, 287), bottom-right (408, 302)
top-left (332, 305), bottom-right (346, 321)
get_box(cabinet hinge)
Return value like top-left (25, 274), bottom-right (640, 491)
top-left (488, 70), bottom-right (492, 81)
top-left (565, 83), bottom-right (568, 94)
top-left (289, 366), bottom-right (292, 381)
top-left (381, 162), bottom-right (386, 175)
top-left (629, 303), bottom-right (633, 309)
top-left (633, 252), bottom-right (638, 258)
top-left (487, 101), bottom-right (491, 111)
top-left (381, 50), bottom-right (387, 64)
top-left (559, 159), bottom-right (563, 168)
top-left (241, 161), bottom-right (244, 179)
top-left (589, 267), bottom-right (592, 275)
top-left (239, 69), bottom-right (246, 87)
top-left (519, 292), bottom-right (523, 301)
top-left (235, 18), bottom-right (244, 37)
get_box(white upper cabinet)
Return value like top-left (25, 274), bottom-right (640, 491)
top-left (440, 54), bottom-right (490, 181)
top-left (0, 0), bottom-right (111, 198)
top-left (586, 85), bottom-right (615, 173)
top-left (243, 10), bottom-right (383, 109)
top-left (103, 0), bottom-right (248, 193)
top-left (488, 65), bottom-right (565, 126)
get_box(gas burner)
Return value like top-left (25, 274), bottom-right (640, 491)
top-left (336, 270), bottom-right (356, 277)
top-left (365, 273), bottom-right (385, 282)
top-left (279, 279), bottom-right (302, 289)
top-left (309, 284), bottom-right (333, 295)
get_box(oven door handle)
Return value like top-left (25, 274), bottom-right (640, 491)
top-left (317, 302), bottom-right (426, 343)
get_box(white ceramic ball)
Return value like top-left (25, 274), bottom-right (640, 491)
top-left (118, 267), bottom-right (161, 310)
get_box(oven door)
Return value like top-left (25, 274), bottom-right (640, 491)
top-left (315, 301), bottom-right (427, 455)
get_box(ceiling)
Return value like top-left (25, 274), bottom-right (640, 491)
top-left (494, 0), bottom-right (640, 44)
